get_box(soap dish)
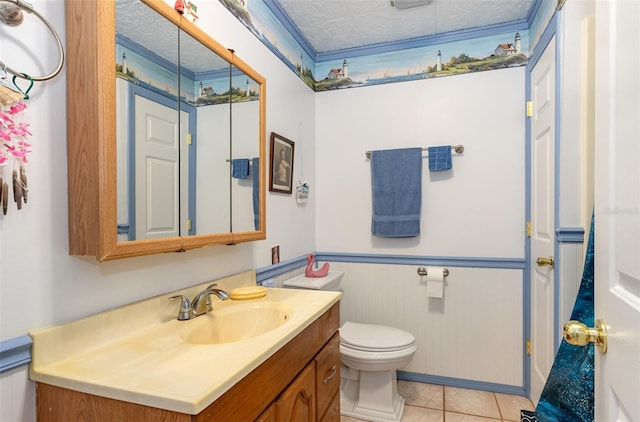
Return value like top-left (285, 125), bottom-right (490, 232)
top-left (229, 286), bottom-right (267, 300)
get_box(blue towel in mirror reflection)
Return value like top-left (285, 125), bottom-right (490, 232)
top-left (252, 158), bottom-right (259, 230)
top-left (427, 146), bottom-right (452, 171)
top-left (232, 158), bottom-right (250, 179)
top-left (370, 147), bottom-right (422, 237)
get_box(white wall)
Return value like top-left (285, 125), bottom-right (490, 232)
top-left (316, 68), bottom-right (526, 258)
top-left (0, 1), bottom-right (315, 420)
top-left (314, 68), bottom-right (527, 390)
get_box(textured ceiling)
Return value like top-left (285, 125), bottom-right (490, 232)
top-left (274, 0), bottom-right (535, 53)
top-left (116, 0), bottom-right (230, 72)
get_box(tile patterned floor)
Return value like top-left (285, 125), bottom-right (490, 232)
top-left (340, 381), bottom-right (535, 422)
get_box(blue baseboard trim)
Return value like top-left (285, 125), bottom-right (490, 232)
top-left (256, 255), bottom-right (308, 282)
top-left (256, 252), bottom-right (525, 282)
top-left (556, 227), bottom-right (585, 243)
top-left (0, 335), bottom-right (32, 373)
top-left (397, 371), bottom-right (527, 397)
top-left (314, 252), bottom-right (525, 269)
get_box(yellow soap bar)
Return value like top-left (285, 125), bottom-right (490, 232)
top-left (229, 286), bottom-right (267, 300)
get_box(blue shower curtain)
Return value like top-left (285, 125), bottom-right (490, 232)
top-left (522, 213), bottom-right (595, 422)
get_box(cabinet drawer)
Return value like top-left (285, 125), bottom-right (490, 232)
top-left (315, 333), bottom-right (340, 419)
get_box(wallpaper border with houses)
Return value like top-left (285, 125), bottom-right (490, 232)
top-left (213, 0), bottom-right (553, 92)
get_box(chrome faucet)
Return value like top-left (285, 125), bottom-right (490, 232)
top-left (169, 284), bottom-right (230, 320)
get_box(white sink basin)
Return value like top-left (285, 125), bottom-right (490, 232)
top-left (184, 302), bottom-right (293, 345)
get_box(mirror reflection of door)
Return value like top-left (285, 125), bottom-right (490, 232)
top-left (133, 94), bottom-right (189, 240)
top-left (115, 0), bottom-right (181, 241)
top-left (116, 0), bottom-right (233, 240)
top-left (115, 0), bottom-right (262, 243)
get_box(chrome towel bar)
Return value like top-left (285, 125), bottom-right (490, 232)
top-left (365, 144), bottom-right (464, 159)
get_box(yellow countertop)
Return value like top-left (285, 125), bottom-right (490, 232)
top-left (29, 271), bottom-right (341, 415)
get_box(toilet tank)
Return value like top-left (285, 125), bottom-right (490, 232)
top-left (283, 271), bottom-right (344, 291)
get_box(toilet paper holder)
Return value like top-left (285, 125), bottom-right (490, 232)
top-left (417, 267), bottom-right (449, 277)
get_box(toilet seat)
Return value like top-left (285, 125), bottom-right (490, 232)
top-left (340, 322), bottom-right (415, 352)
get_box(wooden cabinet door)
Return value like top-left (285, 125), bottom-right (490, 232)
top-left (275, 363), bottom-right (316, 422)
top-left (318, 391), bottom-right (340, 422)
top-left (314, 334), bottom-right (340, 421)
top-left (255, 403), bottom-right (276, 422)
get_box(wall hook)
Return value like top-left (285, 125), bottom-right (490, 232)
top-left (12, 73), bottom-right (32, 99)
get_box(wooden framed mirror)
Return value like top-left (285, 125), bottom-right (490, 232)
top-left (66, 0), bottom-right (266, 261)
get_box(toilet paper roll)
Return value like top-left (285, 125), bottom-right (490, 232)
top-left (426, 266), bottom-right (444, 298)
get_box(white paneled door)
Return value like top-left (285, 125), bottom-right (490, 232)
top-left (593, 0), bottom-right (640, 420)
top-left (134, 95), bottom-right (189, 240)
top-left (529, 35), bottom-right (556, 405)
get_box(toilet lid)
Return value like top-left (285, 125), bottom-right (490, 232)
top-left (340, 322), bottom-right (415, 352)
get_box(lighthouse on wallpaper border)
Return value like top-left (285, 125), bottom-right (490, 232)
top-left (327, 59), bottom-right (349, 79)
top-left (494, 32), bottom-right (522, 56)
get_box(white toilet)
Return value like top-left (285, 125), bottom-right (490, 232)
top-left (283, 271), bottom-right (416, 422)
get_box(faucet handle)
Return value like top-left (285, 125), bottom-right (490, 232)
top-left (169, 295), bottom-right (192, 320)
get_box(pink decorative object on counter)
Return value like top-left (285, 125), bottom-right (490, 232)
top-left (305, 253), bottom-right (329, 278)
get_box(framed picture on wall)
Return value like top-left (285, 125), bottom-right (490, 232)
top-left (269, 132), bottom-right (295, 194)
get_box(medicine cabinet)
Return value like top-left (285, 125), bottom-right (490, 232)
top-left (65, 0), bottom-right (266, 261)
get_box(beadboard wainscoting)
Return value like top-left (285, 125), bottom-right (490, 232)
top-left (264, 258), bottom-right (527, 396)
top-left (555, 228), bottom-right (586, 351)
top-left (0, 366), bottom-right (36, 422)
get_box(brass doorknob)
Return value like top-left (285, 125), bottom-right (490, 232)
top-left (536, 256), bottom-right (555, 268)
top-left (563, 319), bottom-right (607, 354)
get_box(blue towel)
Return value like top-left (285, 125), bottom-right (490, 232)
top-left (370, 148), bottom-right (422, 237)
top-left (232, 158), bottom-right (250, 179)
top-left (427, 146), bottom-right (452, 171)
top-left (252, 158), bottom-right (260, 230)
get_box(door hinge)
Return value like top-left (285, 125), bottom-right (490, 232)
top-left (526, 339), bottom-right (532, 355)
top-left (526, 221), bottom-right (532, 237)
top-left (526, 101), bottom-right (533, 117)
top-left (187, 219), bottom-right (192, 230)
top-left (187, 133), bottom-right (192, 145)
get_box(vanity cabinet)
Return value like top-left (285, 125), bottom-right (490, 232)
top-left (269, 333), bottom-right (340, 422)
top-left (35, 302), bottom-right (340, 422)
